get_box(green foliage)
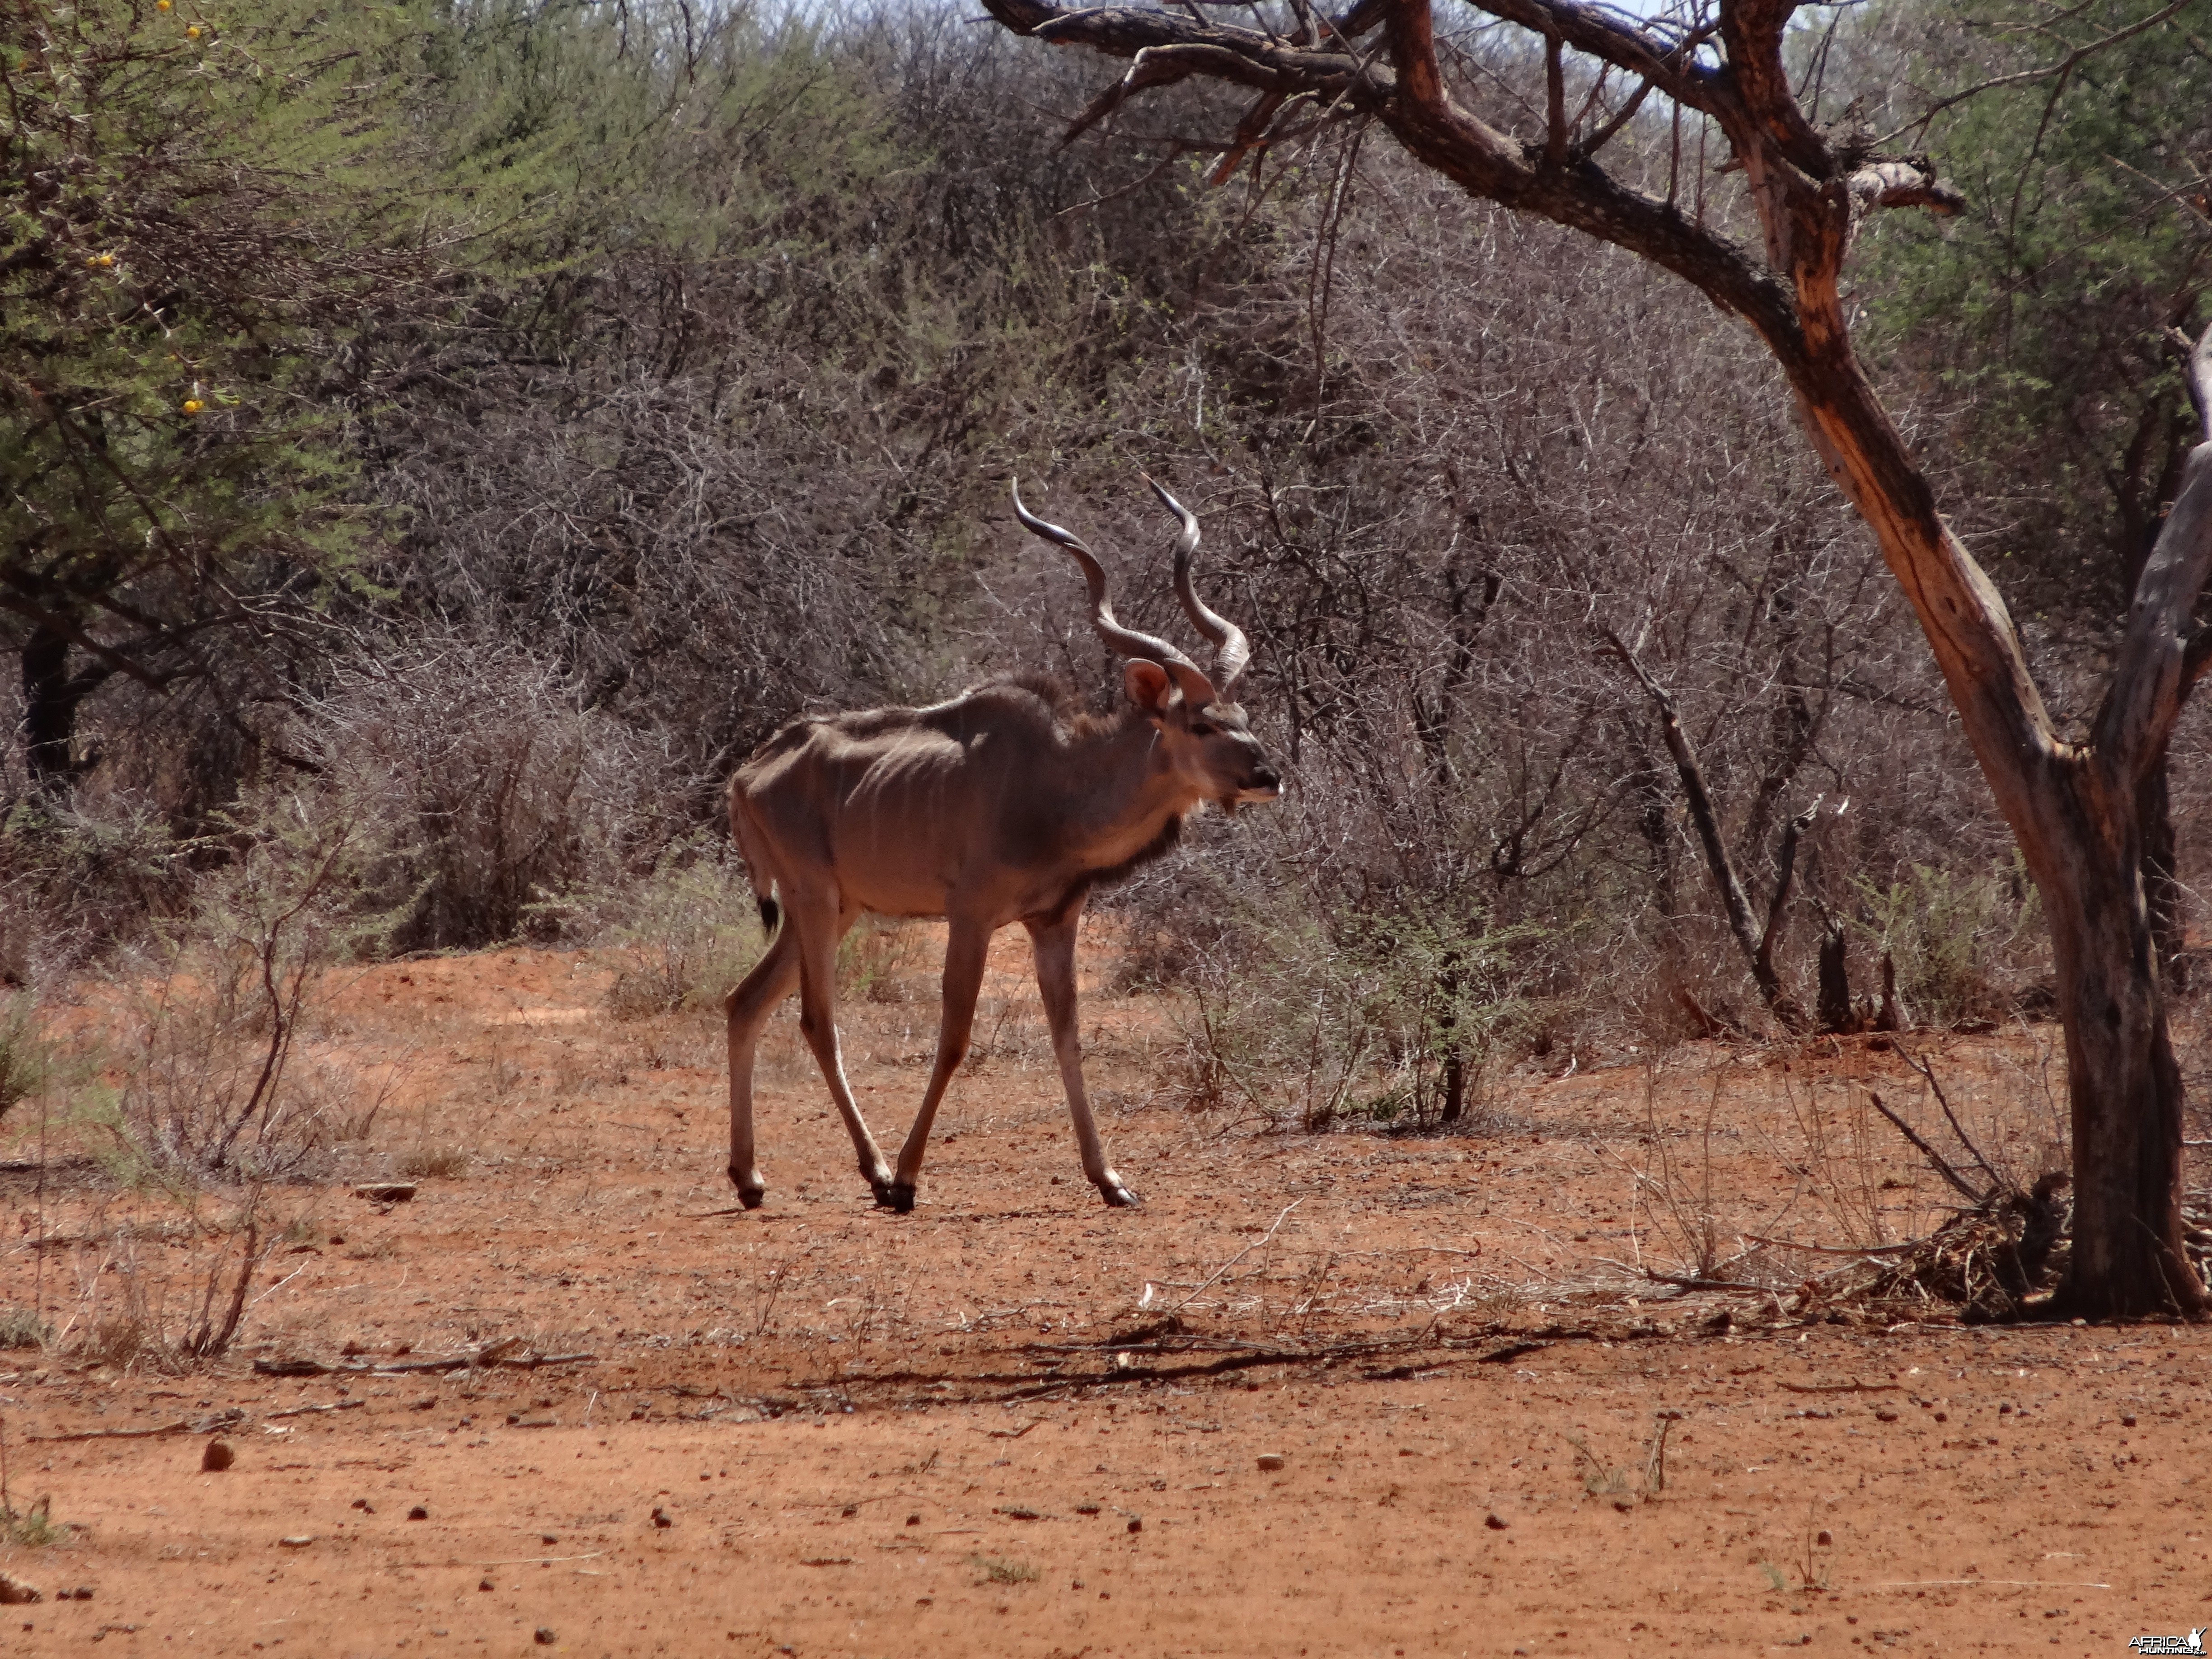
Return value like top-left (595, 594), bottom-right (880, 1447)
top-left (1857, 856), bottom-right (2043, 1027)
top-left (1181, 894), bottom-right (1538, 1133)
top-left (1852, 0), bottom-right (2211, 612)
top-left (0, 0), bottom-right (440, 732)
top-left (423, 0), bottom-right (978, 368)
top-left (0, 1489), bottom-right (64, 1548)
top-left (0, 990), bottom-right (48, 1129)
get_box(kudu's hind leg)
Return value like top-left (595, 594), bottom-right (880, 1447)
top-left (1027, 912), bottom-right (1138, 1207)
top-left (789, 898), bottom-right (900, 1206)
top-left (888, 917), bottom-right (991, 1212)
top-left (725, 924), bottom-right (801, 1208)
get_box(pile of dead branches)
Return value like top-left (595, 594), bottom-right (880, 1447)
top-left (1855, 1174), bottom-right (2071, 1322)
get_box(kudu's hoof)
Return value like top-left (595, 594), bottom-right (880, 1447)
top-left (873, 1181), bottom-right (918, 1214)
top-left (1098, 1181), bottom-right (1141, 1209)
top-left (731, 1169), bottom-right (766, 1210)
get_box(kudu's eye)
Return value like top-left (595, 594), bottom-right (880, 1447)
top-left (1189, 721), bottom-right (1217, 737)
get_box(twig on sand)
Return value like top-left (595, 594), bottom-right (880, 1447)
top-left (1172, 1199), bottom-right (1303, 1313)
top-left (254, 1342), bottom-right (596, 1378)
top-left (1870, 1578), bottom-right (2110, 1590)
top-left (30, 1408), bottom-right (245, 1443)
top-left (1777, 1380), bottom-right (1901, 1395)
top-left (1892, 1044), bottom-right (2002, 1195)
top-left (1868, 1091), bottom-right (1984, 1202)
top-left (396, 1552), bottom-right (609, 1570)
top-left (1741, 1233), bottom-right (1918, 1258)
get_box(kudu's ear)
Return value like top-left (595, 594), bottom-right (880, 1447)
top-left (1123, 660), bottom-right (1175, 715)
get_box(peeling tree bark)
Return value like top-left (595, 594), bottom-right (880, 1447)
top-left (979, 0), bottom-right (2212, 1316)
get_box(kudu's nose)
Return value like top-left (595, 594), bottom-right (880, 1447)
top-left (1249, 766), bottom-right (1281, 796)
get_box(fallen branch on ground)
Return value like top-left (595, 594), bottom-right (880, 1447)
top-left (1777, 1380), bottom-right (1901, 1395)
top-left (29, 1408), bottom-right (244, 1443)
top-left (254, 1345), bottom-right (596, 1378)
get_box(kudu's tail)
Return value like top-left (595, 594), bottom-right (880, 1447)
top-left (725, 777), bottom-right (782, 938)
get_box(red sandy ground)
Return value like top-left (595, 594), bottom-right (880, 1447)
top-left (2, 930), bottom-right (2208, 1658)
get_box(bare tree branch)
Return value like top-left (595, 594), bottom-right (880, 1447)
top-left (2174, 321), bottom-right (2212, 445)
top-left (1602, 626), bottom-right (1804, 1029)
top-left (2091, 327), bottom-right (2212, 784)
top-left (1868, 0), bottom-right (2201, 150)
top-left (1753, 796), bottom-right (1822, 996)
top-left (0, 588), bottom-right (174, 691)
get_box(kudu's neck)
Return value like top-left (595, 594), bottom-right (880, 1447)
top-left (1051, 715), bottom-right (1195, 865)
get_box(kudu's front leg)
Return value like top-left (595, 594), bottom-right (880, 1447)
top-left (1027, 911), bottom-right (1138, 1207)
top-left (888, 917), bottom-right (991, 1213)
top-left (789, 899), bottom-right (900, 1206)
top-left (724, 923), bottom-right (801, 1208)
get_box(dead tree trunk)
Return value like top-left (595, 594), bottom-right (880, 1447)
top-left (981, 0), bottom-right (2212, 1314)
top-left (1875, 951), bottom-right (1907, 1033)
top-left (2139, 759), bottom-right (2188, 994)
top-left (1816, 919), bottom-right (1856, 1036)
top-left (20, 623), bottom-right (81, 790)
top-left (1602, 630), bottom-right (1814, 1031)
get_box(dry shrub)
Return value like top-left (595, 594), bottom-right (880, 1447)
top-left (0, 991), bottom-right (47, 1131)
top-left (1855, 1176), bottom-right (2071, 1322)
top-left (87, 781), bottom-right (403, 1184)
top-left (1856, 858), bottom-right (2047, 1028)
top-left (0, 794), bottom-right (193, 989)
top-left (395, 1145), bottom-right (471, 1180)
top-left (1626, 1046), bottom-right (2074, 1317)
top-left (0, 1306), bottom-right (45, 1350)
top-left (1629, 1067), bottom-right (1743, 1283)
top-left (301, 641), bottom-right (653, 952)
top-left (596, 857), bottom-right (920, 1021)
top-left (839, 916), bottom-right (927, 1005)
top-left (60, 1201), bottom-right (280, 1367)
top-left (590, 834), bottom-right (765, 1019)
top-left (1171, 882), bottom-right (1537, 1133)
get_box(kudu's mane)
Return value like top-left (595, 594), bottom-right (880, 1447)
top-left (745, 671), bottom-right (1143, 763)
top-left (980, 671), bottom-right (1145, 743)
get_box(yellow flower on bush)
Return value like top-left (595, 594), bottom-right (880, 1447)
top-left (183, 398), bottom-right (204, 415)
top-left (186, 23), bottom-right (201, 38)
top-left (156, 0), bottom-right (170, 9)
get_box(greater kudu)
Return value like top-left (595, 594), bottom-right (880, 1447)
top-left (724, 477), bottom-right (1278, 1211)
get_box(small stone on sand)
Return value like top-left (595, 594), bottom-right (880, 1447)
top-left (1257, 1453), bottom-right (1287, 1472)
top-left (201, 1440), bottom-right (235, 1472)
